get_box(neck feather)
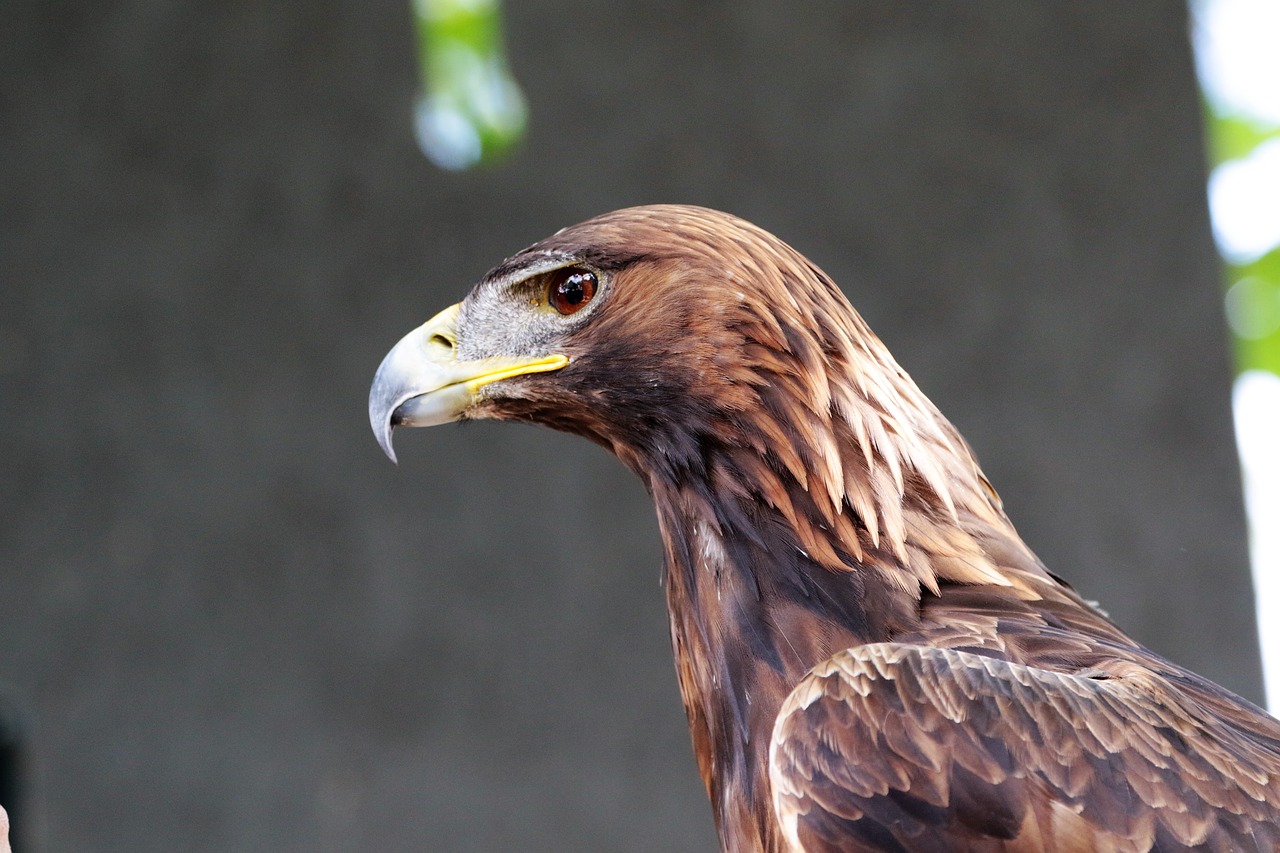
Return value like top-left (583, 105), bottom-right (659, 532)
top-left (625, 308), bottom-right (1044, 847)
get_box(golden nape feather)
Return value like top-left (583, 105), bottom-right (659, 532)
top-left (369, 205), bottom-right (1280, 852)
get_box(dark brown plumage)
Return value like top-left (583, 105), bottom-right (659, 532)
top-left (369, 205), bottom-right (1280, 852)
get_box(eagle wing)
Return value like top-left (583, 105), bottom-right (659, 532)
top-left (769, 643), bottom-right (1280, 852)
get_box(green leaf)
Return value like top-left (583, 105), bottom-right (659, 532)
top-left (1204, 103), bottom-right (1280, 167)
top-left (412, 0), bottom-right (527, 170)
top-left (1226, 249), bottom-right (1280, 376)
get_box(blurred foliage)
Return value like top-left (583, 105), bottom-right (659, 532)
top-left (412, 0), bottom-right (526, 170)
top-left (1208, 111), bottom-right (1277, 164)
top-left (1204, 104), bottom-right (1280, 376)
top-left (1225, 249), bottom-right (1280, 376)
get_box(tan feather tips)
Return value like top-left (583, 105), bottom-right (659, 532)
top-left (479, 206), bottom-right (1038, 597)
top-left (769, 644), bottom-right (1280, 853)
top-left (685, 216), bottom-right (1023, 591)
top-left (610, 209), bottom-right (1033, 593)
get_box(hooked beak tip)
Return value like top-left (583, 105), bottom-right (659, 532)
top-left (369, 384), bottom-right (404, 464)
top-left (376, 426), bottom-right (399, 465)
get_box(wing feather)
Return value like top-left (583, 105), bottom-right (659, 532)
top-left (769, 644), bottom-right (1280, 852)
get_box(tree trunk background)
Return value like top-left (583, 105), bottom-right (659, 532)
top-left (0, 2), bottom-right (1255, 851)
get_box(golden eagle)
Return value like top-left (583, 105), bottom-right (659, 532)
top-left (369, 205), bottom-right (1280, 852)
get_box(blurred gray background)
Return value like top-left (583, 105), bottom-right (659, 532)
top-left (0, 2), bottom-right (1257, 851)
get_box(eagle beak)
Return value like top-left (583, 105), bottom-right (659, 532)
top-left (369, 303), bottom-right (569, 463)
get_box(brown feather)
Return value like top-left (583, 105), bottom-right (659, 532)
top-left (410, 205), bottom-right (1280, 852)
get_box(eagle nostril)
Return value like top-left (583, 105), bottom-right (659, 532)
top-left (427, 332), bottom-right (455, 355)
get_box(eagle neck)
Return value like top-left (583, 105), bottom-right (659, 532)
top-left (649, 473), bottom-right (900, 851)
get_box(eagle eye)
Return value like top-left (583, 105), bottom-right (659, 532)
top-left (547, 268), bottom-right (598, 316)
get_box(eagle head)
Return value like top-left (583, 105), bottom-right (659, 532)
top-left (370, 205), bottom-right (907, 484)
